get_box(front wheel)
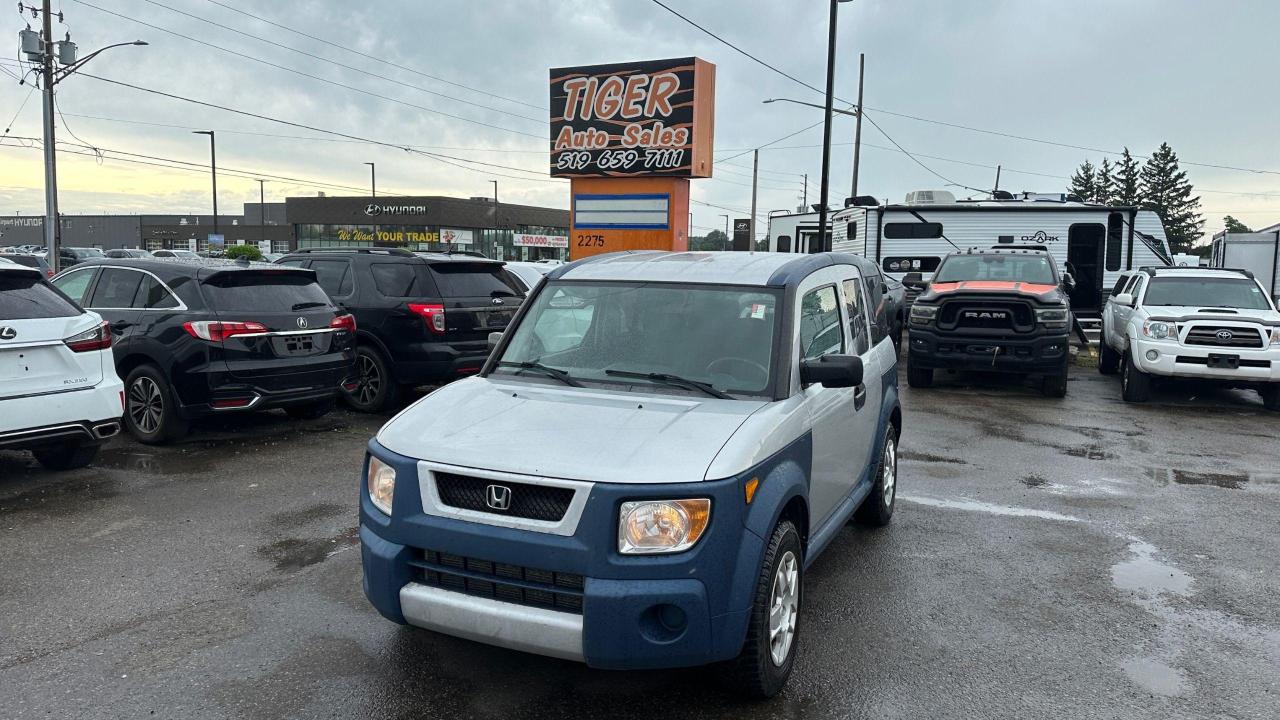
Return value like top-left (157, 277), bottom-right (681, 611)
top-left (1260, 384), bottom-right (1280, 411)
top-left (1041, 360), bottom-right (1069, 398)
top-left (726, 519), bottom-right (803, 699)
top-left (32, 441), bottom-right (100, 471)
top-left (856, 425), bottom-right (897, 526)
top-left (906, 355), bottom-right (933, 388)
top-left (1121, 350), bottom-right (1152, 402)
top-left (1098, 340), bottom-right (1120, 375)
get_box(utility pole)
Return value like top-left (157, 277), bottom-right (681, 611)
top-left (37, 0), bottom-right (59, 270)
top-left (192, 131), bottom-right (218, 239)
top-left (802, 173), bottom-right (808, 211)
top-left (364, 162), bottom-right (376, 197)
top-left (816, 0), bottom-right (840, 253)
top-left (748, 148), bottom-right (759, 252)
top-left (850, 52), bottom-right (865, 200)
top-left (490, 180), bottom-right (500, 258)
top-left (257, 179), bottom-right (266, 249)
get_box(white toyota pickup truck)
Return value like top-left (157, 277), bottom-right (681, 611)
top-left (1099, 266), bottom-right (1280, 408)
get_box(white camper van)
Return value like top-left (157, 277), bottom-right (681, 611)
top-left (765, 191), bottom-right (1174, 317)
top-left (1210, 226), bottom-right (1280, 300)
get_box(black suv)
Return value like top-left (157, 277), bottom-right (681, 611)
top-left (275, 248), bottom-right (524, 412)
top-left (903, 246), bottom-right (1075, 397)
top-left (51, 258), bottom-right (357, 443)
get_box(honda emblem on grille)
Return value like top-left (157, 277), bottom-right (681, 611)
top-left (1216, 329), bottom-right (1234, 343)
top-left (0, 326), bottom-right (15, 340)
top-left (485, 484), bottom-right (512, 511)
top-left (296, 317), bottom-right (308, 329)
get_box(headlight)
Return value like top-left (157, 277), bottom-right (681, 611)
top-left (1035, 308), bottom-right (1069, 323)
top-left (1270, 328), bottom-right (1280, 346)
top-left (1142, 320), bottom-right (1179, 340)
top-left (367, 456), bottom-right (396, 515)
top-left (909, 304), bottom-right (938, 322)
top-left (618, 499), bottom-right (711, 554)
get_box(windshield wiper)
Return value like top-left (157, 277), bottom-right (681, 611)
top-left (604, 369), bottom-right (732, 399)
top-left (291, 301), bottom-right (328, 310)
top-left (496, 360), bottom-right (582, 387)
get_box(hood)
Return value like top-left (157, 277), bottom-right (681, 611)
top-left (920, 280), bottom-right (1066, 305)
top-left (1143, 305), bottom-right (1280, 323)
top-left (376, 377), bottom-right (768, 484)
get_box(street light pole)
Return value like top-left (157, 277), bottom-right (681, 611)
top-left (816, 0), bottom-right (840, 254)
top-left (749, 148), bottom-right (759, 252)
top-left (257, 179), bottom-right (266, 249)
top-left (364, 162), bottom-right (376, 197)
top-left (719, 213), bottom-right (729, 250)
top-left (192, 131), bottom-right (217, 239)
top-left (38, 0), bottom-right (59, 269)
top-left (490, 180), bottom-right (501, 258)
top-left (851, 52), bottom-right (865, 200)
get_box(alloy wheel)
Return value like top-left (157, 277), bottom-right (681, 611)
top-left (768, 550), bottom-right (800, 666)
top-left (882, 435), bottom-right (897, 508)
top-left (128, 377), bottom-right (163, 434)
top-left (355, 353), bottom-right (381, 407)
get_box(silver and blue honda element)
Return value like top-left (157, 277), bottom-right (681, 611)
top-left (359, 250), bottom-right (902, 697)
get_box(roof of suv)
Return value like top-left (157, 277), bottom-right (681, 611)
top-left (548, 250), bottom-right (879, 287)
top-left (0, 257), bottom-right (39, 274)
top-left (280, 248), bottom-right (502, 265)
top-left (67, 257), bottom-right (313, 278)
top-left (1139, 266), bottom-right (1254, 280)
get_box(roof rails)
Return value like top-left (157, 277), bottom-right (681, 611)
top-left (416, 249), bottom-right (489, 258)
top-left (1139, 265), bottom-right (1254, 279)
top-left (288, 247), bottom-right (414, 256)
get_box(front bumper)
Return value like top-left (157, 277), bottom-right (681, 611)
top-left (359, 441), bottom-right (761, 670)
top-left (1130, 339), bottom-right (1280, 382)
top-left (908, 325), bottom-right (1070, 373)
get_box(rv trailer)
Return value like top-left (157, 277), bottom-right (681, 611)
top-left (1210, 227), bottom-right (1280, 300)
top-left (765, 190), bottom-right (1174, 316)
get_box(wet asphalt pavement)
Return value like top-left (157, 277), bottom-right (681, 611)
top-left (2, 368), bottom-right (1278, 719)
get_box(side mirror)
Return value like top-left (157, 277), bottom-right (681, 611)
top-left (1112, 292), bottom-right (1135, 307)
top-left (901, 272), bottom-right (926, 290)
top-left (800, 354), bottom-right (864, 388)
top-left (1062, 272), bottom-right (1077, 292)
top-left (488, 331), bottom-right (503, 349)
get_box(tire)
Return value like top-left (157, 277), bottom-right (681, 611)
top-left (856, 425), bottom-right (897, 526)
top-left (1260, 384), bottom-right (1280, 412)
top-left (1120, 349), bottom-right (1152, 403)
top-left (906, 355), bottom-right (933, 388)
top-left (346, 345), bottom-right (399, 413)
top-left (123, 364), bottom-right (189, 444)
top-left (1041, 359), bottom-right (1069, 398)
top-left (32, 441), bottom-right (100, 471)
top-left (285, 398), bottom-right (335, 420)
top-left (726, 518), bottom-right (803, 699)
top-left (1098, 340), bottom-right (1120, 375)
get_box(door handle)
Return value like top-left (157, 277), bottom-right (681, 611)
top-left (854, 384), bottom-right (867, 410)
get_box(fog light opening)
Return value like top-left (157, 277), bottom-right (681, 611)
top-left (638, 603), bottom-right (688, 643)
top-left (1145, 350), bottom-right (1160, 362)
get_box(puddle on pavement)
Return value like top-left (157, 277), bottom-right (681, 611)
top-left (1121, 656), bottom-right (1190, 697)
top-left (93, 447), bottom-right (224, 476)
top-left (258, 526), bottom-right (359, 572)
top-left (1063, 445), bottom-right (1117, 461)
top-left (899, 451), bottom-right (967, 465)
top-left (1147, 467), bottom-right (1249, 490)
top-left (270, 503), bottom-right (348, 530)
top-left (0, 476), bottom-right (121, 517)
top-left (899, 495), bottom-right (1081, 522)
top-left (1020, 474), bottom-right (1048, 488)
top-left (1111, 540), bottom-right (1192, 598)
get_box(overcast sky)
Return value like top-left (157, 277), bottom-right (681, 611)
top-left (2, 0), bottom-right (1278, 240)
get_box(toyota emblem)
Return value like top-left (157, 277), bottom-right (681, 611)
top-left (296, 317), bottom-right (308, 329)
top-left (0, 326), bottom-right (15, 340)
top-left (1216, 329), bottom-right (1234, 343)
top-left (485, 484), bottom-right (512, 511)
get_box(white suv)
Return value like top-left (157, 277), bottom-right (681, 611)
top-left (1100, 267), bottom-right (1280, 408)
top-left (0, 258), bottom-right (124, 469)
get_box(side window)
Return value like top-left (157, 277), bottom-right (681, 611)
top-left (799, 285), bottom-right (844, 361)
top-left (1129, 275), bottom-right (1146, 302)
top-left (1106, 212), bottom-right (1124, 272)
top-left (777, 235), bottom-right (792, 253)
top-left (277, 259), bottom-right (307, 268)
top-left (842, 278), bottom-right (871, 355)
top-left (1111, 275), bottom-right (1130, 296)
top-left (52, 268), bottom-right (95, 304)
top-left (133, 275), bottom-right (179, 309)
top-left (370, 263), bottom-right (420, 297)
top-left (309, 260), bottom-right (353, 296)
top-left (1123, 274), bottom-right (1141, 294)
top-left (88, 268), bottom-right (144, 309)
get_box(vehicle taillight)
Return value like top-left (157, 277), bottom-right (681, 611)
top-left (329, 313), bottom-right (357, 333)
top-left (64, 320), bottom-right (112, 352)
top-left (183, 320), bottom-right (268, 342)
top-left (408, 303), bottom-right (446, 335)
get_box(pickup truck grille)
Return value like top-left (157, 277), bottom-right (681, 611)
top-left (938, 300), bottom-right (1034, 332)
top-left (1185, 326), bottom-right (1264, 348)
top-left (408, 549), bottom-right (585, 614)
top-left (434, 472), bottom-right (574, 522)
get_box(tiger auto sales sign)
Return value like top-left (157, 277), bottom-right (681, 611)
top-left (549, 57), bottom-right (715, 178)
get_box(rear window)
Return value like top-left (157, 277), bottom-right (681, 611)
top-left (201, 271), bottom-right (333, 312)
top-left (371, 263), bottom-right (428, 297)
top-left (427, 263), bottom-right (522, 298)
top-left (0, 272), bottom-right (81, 320)
top-left (0, 255), bottom-right (40, 269)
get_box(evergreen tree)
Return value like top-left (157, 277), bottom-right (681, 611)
top-left (1140, 142), bottom-right (1203, 253)
top-left (1068, 159), bottom-right (1097, 202)
top-left (1113, 147), bottom-right (1141, 206)
top-left (1223, 215), bottom-right (1252, 233)
top-left (1095, 158), bottom-right (1116, 205)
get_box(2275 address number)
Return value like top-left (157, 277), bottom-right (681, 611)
top-left (576, 234), bottom-right (605, 247)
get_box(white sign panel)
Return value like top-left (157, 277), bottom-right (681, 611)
top-left (187, 239), bottom-right (197, 252)
top-left (440, 228), bottom-right (473, 245)
top-left (514, 233), bottom-right (569, 248)
top-left (258, 240), bottom-right (272, 253)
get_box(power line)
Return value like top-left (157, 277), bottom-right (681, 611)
top-left (68, 0), bottom-right (544, 139)
top-left (134, 0), bottom-right (543, 123)
top-left (860, 110), bottom-right (987, 194)
top-left (203, 0), bottom-right (542, 111)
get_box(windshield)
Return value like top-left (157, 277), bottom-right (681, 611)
top-left (495, 281), bottom-right (781, 397)
top-left (933, 254), bottom-right (1057, 284)
top-left (1143, 277), bottom-right (1273, 310)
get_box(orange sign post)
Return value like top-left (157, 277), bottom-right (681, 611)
top-left (549, 57), bottom-right (715, 260)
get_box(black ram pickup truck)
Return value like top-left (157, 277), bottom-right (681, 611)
top-left (903, 246), bottom-right (1074, 397)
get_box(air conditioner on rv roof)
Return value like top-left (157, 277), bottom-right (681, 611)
top-left (904, 190), bottom-right (955, 205)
